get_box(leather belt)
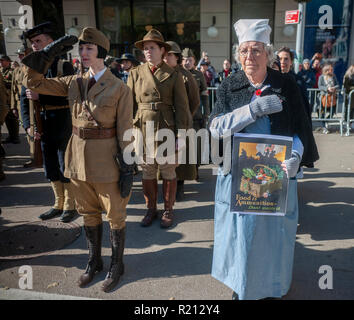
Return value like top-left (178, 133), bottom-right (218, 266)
top-left (44, 105), bottom-right (70, 111)
top-left (138, 102), bottom-right (168, 111)
top-left (72, 126), bottom-right (116, 139)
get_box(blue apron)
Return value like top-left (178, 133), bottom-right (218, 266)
top-left (211, 115), bottom-right (299, 300)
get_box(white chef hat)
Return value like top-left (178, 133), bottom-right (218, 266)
top-left (234, 19), bottom-right (271, 45)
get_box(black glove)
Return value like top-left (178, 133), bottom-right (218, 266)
top-left (22, 35), bottom-right (78, 74)
top-left (116, 152), bottom-right (135, 198)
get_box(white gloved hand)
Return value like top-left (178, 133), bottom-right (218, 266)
top-left (282, 152), bottom-right (301, 178)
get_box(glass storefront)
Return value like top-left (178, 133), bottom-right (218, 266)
top-left (231, 0), bottom-right (275, 45)
top-left (95, 0), bottom-right (200, 60)
top-left (0, 9), bottom-right (5, 54)
top-left (304, 0), bottom-right (353, 84)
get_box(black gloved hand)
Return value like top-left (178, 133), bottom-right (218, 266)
top-left (43, 35), bottom-right (78, 59)
top-left (22, 35), bottom-right (78, 74)
top-left (116, 152), bottom-right (135, 198)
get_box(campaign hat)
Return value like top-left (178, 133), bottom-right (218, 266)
top-left (134, 29), bottom-right (171, 51)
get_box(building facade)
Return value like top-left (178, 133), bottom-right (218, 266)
top-left (1, 0), bottom-right (353, 77)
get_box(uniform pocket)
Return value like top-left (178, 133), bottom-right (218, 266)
top-left (160, 108), bottom-right (175, 129)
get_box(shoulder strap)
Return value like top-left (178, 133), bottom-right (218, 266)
top-left (76, 77), bottom-right (102, 128)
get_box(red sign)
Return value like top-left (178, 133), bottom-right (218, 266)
top-left (285, 10), bottom-right (300, 24)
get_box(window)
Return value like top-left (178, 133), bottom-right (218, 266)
top-left (95, 0), bottom-right (200, 59)
top-left (232, 0), bottom-right (275, 45)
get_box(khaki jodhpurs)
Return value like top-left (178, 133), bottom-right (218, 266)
top-left (71, 178), bottom-right (130, 230)
top-left (141, 157), bottom-right (178, 180)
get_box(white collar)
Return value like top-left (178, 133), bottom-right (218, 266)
top-left (90, 67), bottom-right (107, 82)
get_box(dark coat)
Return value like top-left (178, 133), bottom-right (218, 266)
top-left (210, 67), bottom-right (319, 167)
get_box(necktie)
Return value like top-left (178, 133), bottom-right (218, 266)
top-left (150, 66), bottom-right (158, 74)
top-left (88, 77), bottom-right (96, 92)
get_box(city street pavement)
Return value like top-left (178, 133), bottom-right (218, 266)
top-left (0, 126), bottom-right (354, 300)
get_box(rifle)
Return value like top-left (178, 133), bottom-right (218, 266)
top-left (21, 31), bottom-right (43, 167)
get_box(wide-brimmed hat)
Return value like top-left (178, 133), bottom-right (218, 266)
top-left (166, 41), bottom-right (181, 54)
top-left (24, 21), bottom-right (56, 40)
top-left (79, 27), bottom-right (110, 52)
top-left (116, 53), bottom-right (139, 66)
top-left (134, 29), bottom-right (171, 51)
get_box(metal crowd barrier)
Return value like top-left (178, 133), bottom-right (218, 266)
top-left (307, 88), bottom-right (346, 136)
top-left (208, 86), bottom-right (354, 137)
top-left (345, 89), bottom-right (354, 136)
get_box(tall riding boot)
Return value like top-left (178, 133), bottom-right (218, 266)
top-left (101, 227), bottom-right (126, 292)
top-left (160, 179), bottom-right (177, 228)
top-left (39, 181), bottom-right (64, 220)
top-left (141, 179), bottom-right (158, 227)
top-left (60, 182), bottom-right (77, 223)
top-left (77, 224), bottom-right (103, 287)
top-left (176, 180), bottom-right (185, 202)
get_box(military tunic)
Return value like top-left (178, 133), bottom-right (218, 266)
top-left (127, 61), bottom-right (190, 180)
top-left (175, 65), bottom-right (200, 181)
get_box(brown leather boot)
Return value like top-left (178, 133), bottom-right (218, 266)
top-left (77, 224), bottom-right (103, 287)
top-left (160, 179), bottom-right (177, 228)
top-left (101, 227), bottom-right (126, 292)
top-left (141, 179), bottom-right (158, 227)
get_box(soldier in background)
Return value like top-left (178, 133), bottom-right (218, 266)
top-left (182, 48), bottom-right (210, 180)
top-left (23, 22), bottom-right (77, 223)
top-left (0, 73), bottom-right (8, 181)
top-left (164, 41), bottom-right (199, 201)
top-left (0, 54), bottom-right (20, 144)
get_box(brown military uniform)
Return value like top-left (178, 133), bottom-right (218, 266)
top-left (23, 67), bottom-right (133, 229)
top-left (174, 64), bottom-right (200, 181)
top-left (11, 65), bottom-right (25, 115)
top-left (128, 61), bottom-right (190, 179)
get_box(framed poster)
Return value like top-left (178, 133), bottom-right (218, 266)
top-left (230, 133), bottom-right (293, 216)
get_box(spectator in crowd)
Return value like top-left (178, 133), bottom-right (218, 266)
top-left (297, 59), bottom-right (316, 90)
top-left (215, 59), bottom-right (233, 85)
top-left (198, 51), bottom-right (217, 80)
top-left (200, 60), bottom-right (215, 87)
top-left (278, 47), bottom-right (312, 121)
top-left (209, 19), bottom-right (319, 300)
top-left (318, 63), bottom-right (339, 134)
top-left (116, 53), bottom-right (140, 83)
top-left (311, 57), bottom-right (322, 88)
top-left (270, 55), bottom-right (281, 71)
top-left (343, 64), bottom-right (354, 129)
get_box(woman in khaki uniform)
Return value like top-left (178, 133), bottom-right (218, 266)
top-left (22, 28), bottom-right (134, 293)
top-left (164, 41), bottom-right (200, 201)
top-left (127, 29), bottom-right (190, 228)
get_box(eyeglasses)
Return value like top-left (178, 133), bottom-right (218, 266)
top-left (239, 47), bottom-right (264, 58)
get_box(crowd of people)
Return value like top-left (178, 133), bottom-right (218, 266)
top-left (0, 17), bottom-right (351, 299)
